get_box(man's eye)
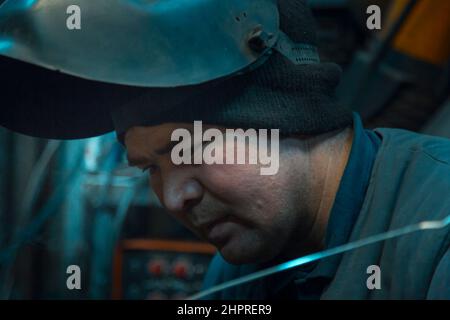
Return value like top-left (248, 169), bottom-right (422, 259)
top-left (142, 165), bottom-right (158, 174)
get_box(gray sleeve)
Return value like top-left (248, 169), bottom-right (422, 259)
top-left (427, 247), bottom-right (450, 299)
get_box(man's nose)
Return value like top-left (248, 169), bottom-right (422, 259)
top-left (162, 174), bottom-right (203, 213)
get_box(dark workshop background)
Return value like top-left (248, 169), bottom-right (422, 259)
top-left (0, 0), bottom-right (449, 299)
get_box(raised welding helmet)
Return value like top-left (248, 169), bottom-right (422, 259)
top-left (0, 0), bottom-right (352, 140)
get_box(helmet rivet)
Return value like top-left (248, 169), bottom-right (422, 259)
top-left (248, 27), bottom-right (273, 52)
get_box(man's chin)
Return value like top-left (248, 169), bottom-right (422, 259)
top-left (218, 238), bottom-right (272, 265)
top-left (200, 221), bottom-right (279, 264)
top-left (205, 219), bottom-right (245, 252)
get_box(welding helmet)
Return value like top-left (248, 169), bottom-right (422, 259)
top-left (0, 0), bottom-right (350, 140)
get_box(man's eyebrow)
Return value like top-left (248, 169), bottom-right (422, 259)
top-left (154, 140), bottom-right (181, 156)
top-left (154, 127), bottom-right (195, 155)
top-left (127, 154), bottom-right (149, 167)
top-left (127, 127), bottom-right (195, 167)
top-left (127, 140), bottom-right (183, 167)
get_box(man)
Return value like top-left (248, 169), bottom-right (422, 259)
top-left (0, 0), bottom-right (449, 299)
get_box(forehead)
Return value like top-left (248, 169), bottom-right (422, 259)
top-left (124, 123), bottom-right (183, 167)
top-left (124, 123), bottom-right (188, 155)
top-left (125, 123), bottom-right (184, 144)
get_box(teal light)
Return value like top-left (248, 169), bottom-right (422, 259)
top-left (23, 0), bottom-right (37, 8)
top-left (276, 253), bottom-right (319, 271)
top-left (0, 39), bottom-right (13, 51)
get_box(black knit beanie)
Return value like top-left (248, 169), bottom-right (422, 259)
top-left (111, 0), bottom-right (353, 141)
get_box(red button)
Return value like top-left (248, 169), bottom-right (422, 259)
top-left (173, 262), bottom-right (189, 279)
top-left (148, 260), bottom-right (165, 277)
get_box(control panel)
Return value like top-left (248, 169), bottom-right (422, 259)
top-left (113, 239), bottom-right (216, 300)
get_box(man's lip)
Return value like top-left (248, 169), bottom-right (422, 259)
top-left (199, 215), bottom-right (230, 233)
top-left (204, 216), bottom-right (234, 247)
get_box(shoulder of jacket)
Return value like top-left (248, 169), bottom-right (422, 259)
top-left (374, 128), bottom-right (450, 166)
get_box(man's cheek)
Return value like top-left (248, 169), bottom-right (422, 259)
top-left (201, 164), bottom-right (261, 194)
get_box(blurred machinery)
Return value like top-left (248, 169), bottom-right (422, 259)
top-left (0, 133), bottom-right (215, 299)
top-left (334, 0), bottom-right (450, 132)
top-left (309, 0), bottom-right (391, 66)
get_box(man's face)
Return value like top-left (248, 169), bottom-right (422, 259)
top-left (125, 123), bottom-right (316, 265)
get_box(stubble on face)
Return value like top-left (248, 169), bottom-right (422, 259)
top-left (125, 124), bottom-right (353, 265)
